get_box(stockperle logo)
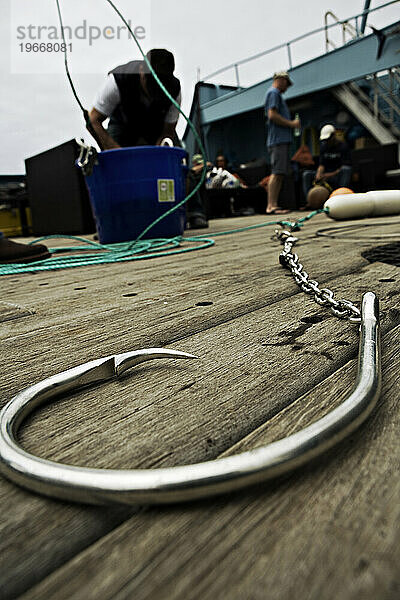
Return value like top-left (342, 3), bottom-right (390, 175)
top-left (11, 0), bottom-right (151, 74)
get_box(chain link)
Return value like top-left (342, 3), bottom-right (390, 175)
top-left (276, 228), bottom-right (361, 324)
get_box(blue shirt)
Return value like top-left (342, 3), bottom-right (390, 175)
top-left (265, 86), bottom-right (292, 147)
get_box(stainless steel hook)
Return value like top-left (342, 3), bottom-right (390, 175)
top-left (75, 138), bottom-right (98, 176)
top-left (0, 293), bottom-right (381, 505)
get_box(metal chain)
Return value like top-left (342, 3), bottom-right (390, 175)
top-left (276, 227), bottom-right (361, 324)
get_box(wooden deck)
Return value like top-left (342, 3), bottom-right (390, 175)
top-left (1, 211), bottom-right (399, 600)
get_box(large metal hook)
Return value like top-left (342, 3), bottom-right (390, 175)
top-left (0, 293), bottom-right (381, 505)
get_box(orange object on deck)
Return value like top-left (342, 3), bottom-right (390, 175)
top-left (329, 187), bottom-right (354, 197)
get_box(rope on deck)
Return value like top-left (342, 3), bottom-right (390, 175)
top-left (0, 210), bottom-right (325, 276)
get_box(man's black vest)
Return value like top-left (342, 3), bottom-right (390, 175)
top-left (108, 60), bottom-right (180, 146)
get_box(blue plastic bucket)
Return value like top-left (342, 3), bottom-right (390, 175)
top-left (84, 146), bottom-right (188, 244)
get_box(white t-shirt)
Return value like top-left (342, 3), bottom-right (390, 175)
top-left (93, 74), bottom-right (181, 124)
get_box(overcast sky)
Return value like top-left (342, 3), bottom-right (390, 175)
top-left (1, 0), bottom-right (399, 173)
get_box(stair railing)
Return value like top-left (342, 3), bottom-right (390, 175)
top-left (347, 70), bottom-right (400, 138)
top-left (324, 11), bottom-right (358, 51)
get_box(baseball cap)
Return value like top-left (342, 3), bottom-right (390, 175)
top-left (320, 124), bottom-right (336, 140)
top-left (192, 154), bottom-right (204, 166)
top-left (146, 49), bottom-right (175, 75)
top-left (273, 71), bottom-right (293, 86)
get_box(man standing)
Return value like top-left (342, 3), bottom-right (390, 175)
top-left (89, 49), bottom-right (181, 149)
top-left (265, 71), bottom-right (300, 215)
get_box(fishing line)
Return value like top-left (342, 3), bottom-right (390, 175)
top-left (54, 0), bottom-right (85, 114)
top-left (316, 219), bottom-right (400, 241)
top-left (54, 0), bottom-right (102, 146)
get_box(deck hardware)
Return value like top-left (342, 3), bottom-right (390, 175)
top-left (277, 228), bottom-right (362, 323)
top-left (0, 294), bottom-right (381, 505)
top-left (75, 138), bottom-right (98, 177)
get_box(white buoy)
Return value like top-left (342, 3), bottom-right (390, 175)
top-left (366, 190), bottom-right (400, 216)
top-left (324, 193), bottom-right (374, 219)
top-left (325, 190), bottom-right (400, 220)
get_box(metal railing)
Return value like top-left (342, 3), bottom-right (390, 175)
top-left (345, 67), bottom-right (400, 137)
top-left (370, 68), bottom-right (400, 130)
top-left (324, 11), bottom-right (358, 51)
top-left (201, 0), bottom-right (399, 87)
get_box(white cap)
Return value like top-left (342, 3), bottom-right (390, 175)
top-left (320, 124), bottom-right (335, 140)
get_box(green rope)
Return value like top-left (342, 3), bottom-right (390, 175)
top-left (0, 237), bottom-right (214, 275)
top-left (0, 210), bottom-right (328, 276)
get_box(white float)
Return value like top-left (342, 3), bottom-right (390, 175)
top-left (325, 190), bottom-right (400, 220)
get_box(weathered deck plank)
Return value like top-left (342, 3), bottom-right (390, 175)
top-left (0, 213), bottom-right (399, 599)
top-left (0, 301), bottom-right (34, 323)
top-left (17, 323), bottom-right (400, 600)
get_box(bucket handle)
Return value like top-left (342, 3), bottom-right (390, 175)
top-left (160, 138), bottom-right (174, 147)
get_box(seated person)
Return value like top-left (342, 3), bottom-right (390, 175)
top-left (191, 153), bottom-right (212, 175)
top-left (215, 154), bottom-right (228, 170)
top-left (207, 166), bottom-right (241, 190)
top-left (199, 151), bottom-right (258, 218)
top-left (210, 157), bottom-right (258, 215)
top-left (302, 124), bottom-right (352, 199)
top-left (185, 154), bottom-right (210, 229)
top-left (214, 154), bottom-right (248, 187)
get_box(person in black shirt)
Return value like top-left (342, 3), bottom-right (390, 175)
top-left (302, 124), bottom-right (352, 198)
top-left (89, 49), bottom-right (181, 149)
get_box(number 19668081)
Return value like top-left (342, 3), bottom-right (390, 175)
top-left (19, 42), bottom-right (72, 52)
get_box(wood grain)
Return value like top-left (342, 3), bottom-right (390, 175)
top-left (0, 213), bottom-right (399, 599)
top-left (0, 301), bottom-right (34, 323)
top-left (18, 323), bottom-right (400, 600)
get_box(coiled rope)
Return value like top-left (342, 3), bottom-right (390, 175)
top-left (0, 211), bottom-right (326, 276)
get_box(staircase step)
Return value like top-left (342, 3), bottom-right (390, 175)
top-left (333, 84), bottom-right (398, 145)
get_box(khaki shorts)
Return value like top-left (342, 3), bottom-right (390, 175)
top-left (268, 143), bottom-right (290, 175)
